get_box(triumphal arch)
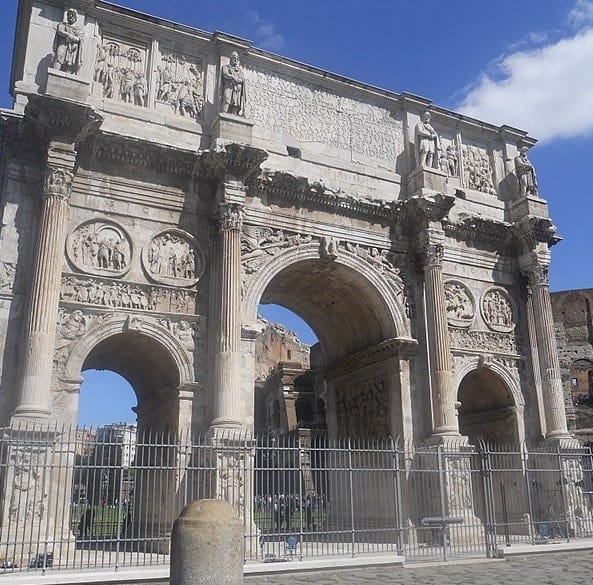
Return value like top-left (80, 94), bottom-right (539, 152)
top-left (0, 2), bottom-right (570, 448)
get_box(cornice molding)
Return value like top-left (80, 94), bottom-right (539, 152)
top-left (24, 94), bottom-right (103, 147)
top-left (324, 337), bottom-right (418, 380)
top-left (253, 170), bottom-right (401, 222)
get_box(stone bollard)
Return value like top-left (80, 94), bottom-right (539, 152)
top-left (170, 499), bottom-right (243, 585)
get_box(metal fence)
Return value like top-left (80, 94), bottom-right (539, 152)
top-left (1, 423), bottom-right (593, 574)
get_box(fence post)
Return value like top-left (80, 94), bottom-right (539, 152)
top-left (436, 443), bottom-right (448, 562)
top-left (347, 437), bottom-right (355, 556)
top-left (170, 499), bottom-right (243, 585)
top-left (478, 440), bottom-right (495, 558)
top-left (391, 437), bottom-right (404, 556)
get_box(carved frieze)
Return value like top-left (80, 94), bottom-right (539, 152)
top-left (156, 50), bottom-right (204, 120)
top-left (335, 378), bottom-right (390, 438)
top-left (94, 37), bottom-right (148, 106)
top-left (241, 226), bottom-right (312, 274)
top-left (66, 219), bottom-right (132, 277)
top-left (444, 280), bottom-right (475, 328)
top-left (462, 145), bottom-right (496, 194)
top-left (449, 328), bottom-right (519, 355)
top-left (481, 287), bottom-right (515, 333)
top-left (60, 274), bottom-right (197, 314)
top-left (142, 229), bottom-right (204, 287)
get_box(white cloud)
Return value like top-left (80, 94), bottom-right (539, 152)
top-left (568, 0), bottom-right (593, 27)
top-left (247, 11), bottom-right (285, 52)
top-left (458, 2), bottom-right (593, 142)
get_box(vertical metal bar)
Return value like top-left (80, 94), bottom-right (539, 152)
top-left (348, 437), bottom-right (355, 557)
top-left (437, 443), bottom-right (448, 562)
top-left (557, 446), bottom-right (570, 542)
top-left (392, 437), bottom-right (404, 555)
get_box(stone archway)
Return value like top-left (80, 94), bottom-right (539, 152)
top-left (457, 366), bottom-right (520, 445)
top-left (56, 314), bottom-right (196, 431)
top-left (242, 241), bottom-right (415, 441)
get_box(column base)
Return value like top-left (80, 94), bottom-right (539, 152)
top-left (11, 406), bottom-right (52, 421)
top-left (209, 417), bottom-right (246, 431)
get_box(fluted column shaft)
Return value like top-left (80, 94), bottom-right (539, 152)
top-left (527, 266), bottom-right (569, 438)
top-left (211, 198), bottom-right (244, 428)
top-left (14, 144), bottom-right (76, 418)
top-left (422, 242), bottom-right (459, 436)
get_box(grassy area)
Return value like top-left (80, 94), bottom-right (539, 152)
top-left (70, 504), bottom-right (130, 538)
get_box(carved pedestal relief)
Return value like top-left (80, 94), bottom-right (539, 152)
top-left (481, 287), bottom-right (515, 333)
top-left (444, 280), bottom-right (474, 327)
top-left (156, 50), bottom-right (205, 120)
top-left (94, 37), bottom-right (148, 106)
top-left (142, 229), bottom-right (204, 287)
top-left (67, 219), bottom-right (132, 277)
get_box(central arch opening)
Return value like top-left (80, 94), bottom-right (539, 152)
top-left (255, 258), bottom-right (402, 439)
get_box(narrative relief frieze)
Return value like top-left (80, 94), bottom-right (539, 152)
top-left (444, 280), bottom-right (475, 328)
top-left (60, 274), bottom-right (196, 314)
top-left (142, 229), bottom-right (204, 287)
top-left (336, 378), bottom-right (390, 438)
top-left (66, 219), bottom-right (132, 277)
top-left (481, 287), bottom-right (515, 333)
top-left (449, 328), bottom-right (519, 355)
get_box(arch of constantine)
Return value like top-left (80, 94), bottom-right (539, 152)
top-left (0, 0), bottom-right (583, 568)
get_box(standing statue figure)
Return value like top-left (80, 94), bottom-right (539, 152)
top-left (514, 146), bottom-right (539, 196)
top-left (220, 51), bottom-right (246, 116)
top-left (414, 111), bottom-right (440, 169)
top-left (53, 8), bottom-right (82, 74)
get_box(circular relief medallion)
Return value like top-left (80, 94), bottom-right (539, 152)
top-left (142, 229), bottom-right (204, 287)
top-left (480, 287), bottom-right (516, 333)
top-left (66, 219), bottom-right (132, 277)
top-left (444, 280), bottom-right (475, 328)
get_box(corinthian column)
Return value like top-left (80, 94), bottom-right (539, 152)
top-left (421, 236), bottom-right (459, 436)
top-left (14, 143), bottom-right (76, 419)
top-left (524, 262), bottom-right (569, 438)
top-left (211, 188), bottom-right (245, 429)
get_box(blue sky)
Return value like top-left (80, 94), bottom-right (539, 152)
top-left (1, 1), bottom-right (592, 425)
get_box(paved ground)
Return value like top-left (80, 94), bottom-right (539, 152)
top-left (247, 552), bottom-right (593, 585)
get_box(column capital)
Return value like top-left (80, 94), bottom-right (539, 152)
top-left (519, 250), bottom-right (550, 288)
top-left (420, 242), bottom-right (444, 269)
top-left (523, 263), bottom-right (550, 288)
top-left (43, 165), bottom-right (73, 201)
top-left (218, 201), bottom-right (244, 231)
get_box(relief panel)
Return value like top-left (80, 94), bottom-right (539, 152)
top-left (142, 229), bottom-right (204, 287)
top-left (444, 280), bottom-right (474, 328)
top-left (94, 36), bottom-right (149, 106)
top-left (66, 219), bottom-right (132, 277)
top-left (155, 49), bottom-right (205, 120)
top-left (461, 144), bottom-right (496, 194)
top-left (481, 287), bottom-right (516, 333)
